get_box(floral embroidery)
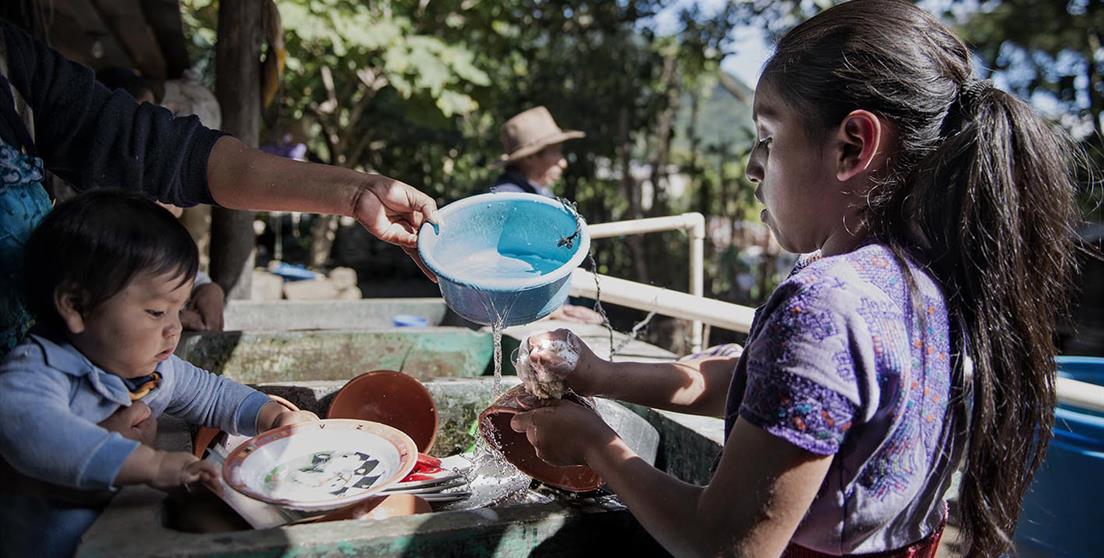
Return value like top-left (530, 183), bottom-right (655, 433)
top-left (0, 140), bottom-right (50, 354)
top-left (741, 369), bottom-right (856, 454)
top-left (732, 244), bottom-right (953, 503)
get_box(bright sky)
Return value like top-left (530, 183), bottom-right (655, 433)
top-left (651, 1), bottom-right (1077, 126)
top-left (651, 1), bottom-right (772, 89)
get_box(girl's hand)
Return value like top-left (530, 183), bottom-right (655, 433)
top-left (520, 329), bottom-right (606, 398)
top-left (354, 176), bottom-right (439, 281)
top-left (509, 398), bottom-right (615, 466)
top-left (153, 451), bottom-right (217, 489)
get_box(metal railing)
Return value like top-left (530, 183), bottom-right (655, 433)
top-left (576, 213), bottom-right (756, 353)
top-left (574, 213), bottom-right (1104, 414)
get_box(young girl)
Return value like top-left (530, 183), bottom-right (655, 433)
top-left (0, 190), bottom-right (317, 558)
top-left (508, 1), bottom-right (1081, 556)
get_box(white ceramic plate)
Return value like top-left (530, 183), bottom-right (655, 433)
top-left (223, 419), bottom-right (418, 512)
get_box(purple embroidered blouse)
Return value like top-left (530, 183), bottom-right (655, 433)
top-left (723, 244), bottom-right (963, 555)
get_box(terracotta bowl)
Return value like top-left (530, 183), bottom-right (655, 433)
top-left (192, 394), bottom-right (300, 459)
top-left (327, 370), bottom-right (438, 453)
top-left (478, 384), bottom-right (603, 493)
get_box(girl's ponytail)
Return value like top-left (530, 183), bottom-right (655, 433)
top-left (908, 82), bottom-right (1080, 554)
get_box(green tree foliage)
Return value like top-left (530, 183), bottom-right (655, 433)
top-left (182, 1), bottom-right (751, 298)
top-left (946, 0), bottom-right (1103, 222)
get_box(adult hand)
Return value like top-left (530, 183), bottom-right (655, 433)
top-left (509, 398), bottom-right (615, 466)
top-left (521, 329), bottom-right (606, 398)
top-left (99, 401), bottom-right (158, 446)
top-left (189, 282), bottom-right (225, 332)
top-left (353, 175), bottom-right (440, 282)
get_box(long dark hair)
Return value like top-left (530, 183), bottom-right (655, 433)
top-left (762, 1), bottom-right (1081, 556)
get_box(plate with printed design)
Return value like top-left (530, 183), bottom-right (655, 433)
top-left (222, 419), bottom-right (418, 512)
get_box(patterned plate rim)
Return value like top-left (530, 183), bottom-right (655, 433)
top-left (222, 419), bottom-right (418, 511)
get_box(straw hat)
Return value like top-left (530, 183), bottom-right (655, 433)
top-left (497, 106), bottom-right (585, 165)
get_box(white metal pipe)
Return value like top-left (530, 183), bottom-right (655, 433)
top-left (570, 258), bottom-right (1104, 413)
top-left (586, 213), bottom-right (708, 352)
top-left (587, 214), bottom-right (705, 239)
top-left (688, 214), bottom-right (705, 353)
top-left (1057, 376), bottom-right (1104, 414)
top-left (570, 269), bottom-right (756, 334)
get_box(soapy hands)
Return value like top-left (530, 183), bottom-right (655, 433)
top-left (517, 329), bottom-right (604, 399)
top-left (511, 329), bottom-right (617, 466)
top-left (509, 397), bottom-right (614, 467)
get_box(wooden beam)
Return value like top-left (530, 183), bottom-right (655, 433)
top-left (90, 0), bottom-right (168, 80)
top-left (139, 0), bottom-right (189, 78)
top-left (210, 0), bottom-right (262, 300)
top-left (44, 0), bottom-right (134, 70)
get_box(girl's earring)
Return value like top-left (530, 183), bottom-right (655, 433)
top-left (842, 212), bottom-right (859, 237)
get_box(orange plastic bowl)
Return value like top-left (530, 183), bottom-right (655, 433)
top-left (327, 370), bottom-right (438, 453)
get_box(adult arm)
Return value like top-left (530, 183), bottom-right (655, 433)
top-left (1, 20), bottom-right (223, 206)
top-left (206, 137), bottom-right (436, 249)
top-left (2, 21), bottom-right (439, 255)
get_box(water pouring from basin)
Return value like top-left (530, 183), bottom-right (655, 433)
top-left (416, 192), bottom-right (590, 328)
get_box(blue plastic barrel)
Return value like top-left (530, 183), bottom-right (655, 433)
top-left (416, 193), bottom-right (590, 327)
top-left (1015, 356), bottom-right (1104, 557)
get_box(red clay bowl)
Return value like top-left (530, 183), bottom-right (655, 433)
top-left (478, 384), bottom-right (603, 493)
top-left (327, 370), bottom-right (438, 453)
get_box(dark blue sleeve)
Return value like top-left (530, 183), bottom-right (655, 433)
top-left (0, 20), bottom-right (226, 206)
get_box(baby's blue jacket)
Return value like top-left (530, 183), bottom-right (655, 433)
top-left (0, 333), bottom-right (270, 557)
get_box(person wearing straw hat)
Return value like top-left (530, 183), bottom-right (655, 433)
top-left (490, 106), bottom-right (585, 198)
top-left (488, 106), bottom-right (603, 325)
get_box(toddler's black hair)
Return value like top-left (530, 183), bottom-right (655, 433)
top-left (24, 190), bottom-right (198, 332)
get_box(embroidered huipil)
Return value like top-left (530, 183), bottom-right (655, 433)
top-left (724, 244), bottom-right (963, 555)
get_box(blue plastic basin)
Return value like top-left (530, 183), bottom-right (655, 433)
top-left (416, 193), bottom-right (590, 326)
top-left (1015, 356), bottom-right (1104, 558)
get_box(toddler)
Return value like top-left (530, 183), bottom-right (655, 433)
top-left (0, 190), bottom-right (317, 557)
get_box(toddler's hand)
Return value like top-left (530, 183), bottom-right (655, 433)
top-left (518, 329), bottom-right (603, 399)
top-left (153, 451), bottom-right (217, 489)
top-left (272, 409), bottom-right (320, 429)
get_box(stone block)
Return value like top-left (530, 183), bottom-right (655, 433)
top-left (250, 270), bottom-right (283, 301)
top-left (283, 278), bottom-right (339, 301)
top-left (328, 266), bottom-right (358, 290)
top-left (175, 328), bottom-right (494, 382)
top-left (337, 286), bottom-right (362, 300)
